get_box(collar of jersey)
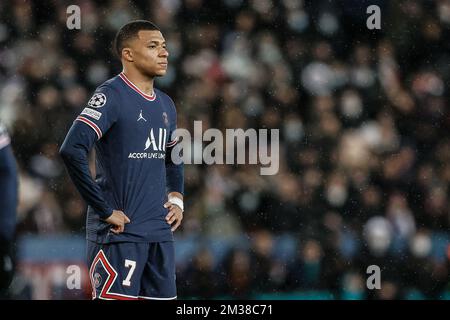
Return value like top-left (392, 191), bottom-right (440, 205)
top-left (119, 72), bottom-right (156, 101)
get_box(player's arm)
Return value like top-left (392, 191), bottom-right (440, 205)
top-left (59, 86), bottom-right (130, 233)
top-left (59, 123), bottom-right (115, 219)
top-left (0, 126), bottom-right (18, 290)
top-left (164, 167), bottom-right (184, 232)
top-left (164, 104), bottom-right (184, 232)
top-left (0, 131), bottom-right (18, 244)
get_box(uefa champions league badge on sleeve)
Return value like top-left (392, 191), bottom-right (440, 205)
top-left (88, 93), bottom-right (107, 108)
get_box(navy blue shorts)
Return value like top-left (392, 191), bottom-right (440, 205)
top-left (87, 241), bottom-right (176, 300)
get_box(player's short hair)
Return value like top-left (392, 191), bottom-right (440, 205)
top-left (114, 20), bottom-right (160, 58)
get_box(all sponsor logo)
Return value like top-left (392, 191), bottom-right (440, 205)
top-left (128, 128), bottom-right (167, 160)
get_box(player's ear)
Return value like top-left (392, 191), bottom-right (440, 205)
top-left (122, 48), bottom-right (134, 62)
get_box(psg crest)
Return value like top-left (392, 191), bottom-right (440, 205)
top-left (93, 272), bottom-right (102, 288)
top-left (162, 112), bottom-right (169, 126)
top-left (88, 93), bottom-right (107, 108)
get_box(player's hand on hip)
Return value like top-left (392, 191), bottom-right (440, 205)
top-left (105, 210), bottom-right (130, 234)
top-left (164, 202), bottom-right (183, 232)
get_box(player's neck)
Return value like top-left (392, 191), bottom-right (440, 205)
top-left (121, 69), bottom-right (154, 96)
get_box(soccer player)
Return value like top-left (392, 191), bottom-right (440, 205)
top-left (60, 20), bottom-right (184, 300)
top-left (0, 121), bottom-right (18, 298)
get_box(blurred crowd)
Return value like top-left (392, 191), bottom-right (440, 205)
top-left (0, 0), bottom-right (450, 299)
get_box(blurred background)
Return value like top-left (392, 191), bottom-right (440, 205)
top-left (0, 0), bottom-right (449, 300)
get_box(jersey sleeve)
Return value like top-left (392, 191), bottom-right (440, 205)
top-left (0, 122), bottom-right (17, 242)
top-left (0, 122), bottom-right (11, 150)
top-left (75, 85), bottom-right (120, 140)
top-left (165, 98), bottom-right (184, 195)
top-left (59, 85), bottom-right (119, 219)
top-left (166, 99), bottom-right (179, 148)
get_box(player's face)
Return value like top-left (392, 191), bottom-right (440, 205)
top-left (131, 30), bottom-right (169, 78)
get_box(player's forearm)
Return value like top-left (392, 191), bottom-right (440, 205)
top-left (168, 192), bottom-right (183, 200)
top-left (61, 155), bottom-right (113, 219)
top-left (0, 146), bottom-right (18, 242)
top-left (60, 128), bottom-right (113, 219)
top-left (165, 161), bottom-right (184, 196)
top-left (0, 143), bottom-right (16, 172)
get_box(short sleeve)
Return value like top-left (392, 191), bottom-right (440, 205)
top-left (75, 85), bottom-right (120, 140)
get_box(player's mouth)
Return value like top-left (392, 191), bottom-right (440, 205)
top-left (158, 62), bottom-right (168, 68)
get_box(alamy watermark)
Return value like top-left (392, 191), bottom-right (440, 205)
top-left (366, 265), bottom-right (381, 290)
top-left (367, 5), bottom-right (381, 30)
top-left (170, 121), bottom-right (279, 175)
top-left (67, 4), bottom-right (381, 31)
top-left (66, 5), bottom-right (81, 30)
top-left (66, 265), bottom-right (81, 289)
top-left (66, 263), bottom-right (382, 290)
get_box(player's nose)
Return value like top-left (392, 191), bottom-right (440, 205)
top-left (159, 48), bottom-right (169, 58)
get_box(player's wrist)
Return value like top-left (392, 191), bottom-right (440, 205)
top-left (101, 208), bottom-right (114, 221)
top-left (168, 196), bottom-right (184, 212)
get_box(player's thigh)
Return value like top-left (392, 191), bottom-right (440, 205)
top-left (139, 241), bottom-right (177, 300)
top-left (87, 241), bottom-right (148, 300)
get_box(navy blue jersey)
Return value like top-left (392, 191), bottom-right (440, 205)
top-left (60, 73), bottom-right (184, 244)
top-left (0, 122), bottom-right (18, 242)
